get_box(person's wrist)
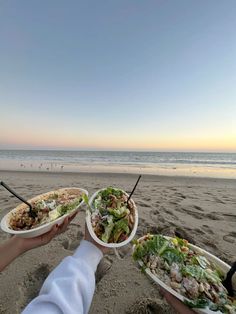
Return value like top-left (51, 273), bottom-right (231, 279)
top-left (12, 236), bottom-right (29, 254)
top-left (8, 236), bottom-right (26, 257)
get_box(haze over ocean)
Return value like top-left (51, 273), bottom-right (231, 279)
top-left (0, 150), bottom-right (235, 178)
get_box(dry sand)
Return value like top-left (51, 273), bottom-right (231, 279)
top-left (0, 171), bottom-right (236, 314)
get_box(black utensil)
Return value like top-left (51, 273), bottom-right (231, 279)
top-left (0, 181), bottom-right (36, 218)
top-left (222, 261), bottom-right (236, 297)
top-left (127, 175), bottom-right (141, 203)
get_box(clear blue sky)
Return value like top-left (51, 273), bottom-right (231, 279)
top-left (0, 0), bottom-right (235, 151)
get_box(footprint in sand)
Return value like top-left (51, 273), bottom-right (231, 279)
top-left (174, 192), bottom-right (186, 199)
top-left (168, 201), bottom-right (179, 206)
top-left (148, 225), bottom-right (162, 234)
top-left (193, 205), bottom-right (204, 212)
top-left (143, 197), bottom-right (151, 202)
top-left (162, 208), bottom-right (179, 221)
top-left (202, 225), bottom-right (214, 234)
top-left (202, 241), bottom-right (219, 253)
top-left (204, 212), bottom-right (221, 221)
top-left (96, 256), bottom-right (113, 283)
top-left (62, 230), bottom-right (84, 251)
top-left (137, 201), bottom-right (151, 208)
top-left (174, 228), bottom-right (197, 244)
top-left (213, 197), bottom-right (225, 204)
top-left (222, 213), bottom-right (236, 222)
top-left (17, 264), bottom-right (50, 311)
top-left (61, 223), bottom-right (84, 251)
top-left (115, 244), bottom-right (133, 259)
top-left (126, 297), bottom-right (172, 314)
top-left (223, 232), bottom-right (236, 244)
top-left (149, 211), bottom-right (165, 225)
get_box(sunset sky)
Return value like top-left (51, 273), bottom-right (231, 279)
top-left (0, 1), bottom-right (236, 152)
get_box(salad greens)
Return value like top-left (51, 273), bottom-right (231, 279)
top-left (90, 187), bottom-right (135, 244)
top-left (133, 234), bottom-right (236, 313)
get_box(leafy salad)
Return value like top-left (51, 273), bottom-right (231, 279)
top-left (133, 234), bottom-right (236, 313)
top-left (89, 187), bottom-right (136, 243)
top-left (10, 189), bottom-right (84, 230)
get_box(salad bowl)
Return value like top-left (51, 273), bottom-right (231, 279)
top-left (133, 235), bottom-right (236, 314)
top-left (1, 187), bottom-right (88, 238)
top-left (86, 187), bottom-right (138, 248)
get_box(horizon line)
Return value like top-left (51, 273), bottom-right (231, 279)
top-left (0, 148), bottom-right (236, 154)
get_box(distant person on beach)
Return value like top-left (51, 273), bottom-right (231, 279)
top-left (0, 214), bottom-right (76, 272)
top-left (21, 225), bottom-right (195, 314)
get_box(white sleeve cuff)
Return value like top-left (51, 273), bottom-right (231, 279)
top-left (73, 240), bottom-right (103, 272)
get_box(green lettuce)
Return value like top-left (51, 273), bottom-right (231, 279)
top-left (99, 187), bottom-right (123, 200)
top-left (58, 197), bottom-right (82, 215)
top-left (184, 298), bottom-right (209, 309)
top-left (112, 218), bottom-right (129, 242)
top-left (101, 216), bottom-right (114, 243)
top-left (160, 247), bottom-right (185, 265)
top-left (108, 206), bottom-right (130, 218)
top-left (133, 235), bottom-right (169, 261)
top-left (181, 265), bottom-right (221, 284)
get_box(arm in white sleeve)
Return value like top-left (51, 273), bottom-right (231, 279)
top-left (22, 240), bottom-right (103, 314)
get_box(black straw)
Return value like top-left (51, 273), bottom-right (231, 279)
top-left (0, 181), bottom-right (36, 218)
top-left (127, 175), bottom-right (141, 203)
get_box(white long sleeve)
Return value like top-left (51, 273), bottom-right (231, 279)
top-left (22, 240), bottom-right (103, 314)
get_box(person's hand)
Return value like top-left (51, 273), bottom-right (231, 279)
top-left (161, 289), bottom-right (195, 314)
top-left (0, 212), bottom-right (78, 272)
top-left (84, 224), bottom-right (109, 254)
top-left (16, 212), bottom-right (78, 253)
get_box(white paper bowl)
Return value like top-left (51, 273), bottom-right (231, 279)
top-left (86, 188), bottom-right (138, 248)
top-left (133, 235), bottom-right (236, 314)
top-left (0, 187), bottom-right (88, 238)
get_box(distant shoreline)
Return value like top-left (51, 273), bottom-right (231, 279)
top-left (0, 150), bottom-right (235, 179)
top-left (0, 169), bottom-right (236, 183)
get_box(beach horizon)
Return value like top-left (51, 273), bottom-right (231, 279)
top-left (0, 150), bottom-right (236, 179)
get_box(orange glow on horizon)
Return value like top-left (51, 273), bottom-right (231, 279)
top-left (1, 130), bottom-right (236, 152)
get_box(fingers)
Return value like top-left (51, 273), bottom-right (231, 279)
top-left (163, 291), bottom-right (195, 314)
top-left (58, 217), bottom-right (69, 234)
top-left (26, 211), bottom-right (79, 250)
top-left (84, 223), bottom-right (108, 254)
top-left (39, 224), bottom-right (59, 245)
top-left (57, 211), bottom-right (78, 234)
top-left (69, 211), bottom-right (77, 222)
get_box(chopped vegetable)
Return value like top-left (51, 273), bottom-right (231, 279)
top-left (9, 189), bottom-right (84, 230)
top-left (133, 234), bottom-right (236, 313)
top-left (90, 187), bottom-right (135, 244)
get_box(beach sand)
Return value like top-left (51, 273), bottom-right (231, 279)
top-left (0, 171), bottom-right (235, 314)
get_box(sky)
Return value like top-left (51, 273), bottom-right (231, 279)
top-left (0, 0), bottom-right (236, 152)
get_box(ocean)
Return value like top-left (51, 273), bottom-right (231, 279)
top-left (0, 150), bottom-right (236, 179)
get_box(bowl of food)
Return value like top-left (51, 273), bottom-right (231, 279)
top-left (1, 187), bottom-right (88, 238)
top-left (133, 234), bottom-right (236, 313)
top-left (85, 186), bottom-right (138, 248)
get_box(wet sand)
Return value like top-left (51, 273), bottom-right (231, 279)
top-left (0, 171), bottom-right (236, 314)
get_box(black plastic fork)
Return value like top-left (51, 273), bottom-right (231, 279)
top-left (0, 181), bottom-right (36, 218)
